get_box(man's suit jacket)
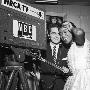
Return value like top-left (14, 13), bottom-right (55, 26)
top-left (41, 43), bottom-right (69, 74)
top-left (40, 43), bottom-right (70, 89)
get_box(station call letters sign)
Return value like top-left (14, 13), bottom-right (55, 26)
top-left (0, 0), bottom-right (46, 49)
top-left (13, 19), bottom-right (36, 41)
top-left (1, 0), bottom-right (45, 20)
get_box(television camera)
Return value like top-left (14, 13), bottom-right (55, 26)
top-left (0, 0), bottom-right (46, 90)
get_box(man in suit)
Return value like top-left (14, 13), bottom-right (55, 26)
top-left (39, 24), bottom-right (70, 90)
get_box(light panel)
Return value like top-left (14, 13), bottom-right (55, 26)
top-left (35, 0), bottom-right (58, 3)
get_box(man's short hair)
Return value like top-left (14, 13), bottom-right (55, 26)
top-left (48, 24), bottom-right (60, 35)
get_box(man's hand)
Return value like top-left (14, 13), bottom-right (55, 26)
top-left (62, 66), bottom-right (69, 73)
top-left (36, 71), bottom-right (40, 80)
top-left (62, 57), bottom-right (68, 60)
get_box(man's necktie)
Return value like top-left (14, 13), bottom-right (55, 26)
top-left (53, 45), bottom-right (56, 64)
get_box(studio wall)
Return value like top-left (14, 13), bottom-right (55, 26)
top-left (40, 4), bottom-right (90, 40)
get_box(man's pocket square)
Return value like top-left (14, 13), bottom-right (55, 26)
top-left (62, 57), bottom-right (67, 60)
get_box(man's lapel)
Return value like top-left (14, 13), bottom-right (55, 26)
top-left (57, 44), bottom-right (68, 66)
top-left (57, 44), bottom-right (62, 60)
top-left (47, 44), bottom-right (54, 63)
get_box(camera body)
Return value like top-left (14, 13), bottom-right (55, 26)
top-left (0, 0), bottom-right (46, 50)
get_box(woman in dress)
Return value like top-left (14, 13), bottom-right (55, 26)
top-left (60, 22), bottom-right (90, 90)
